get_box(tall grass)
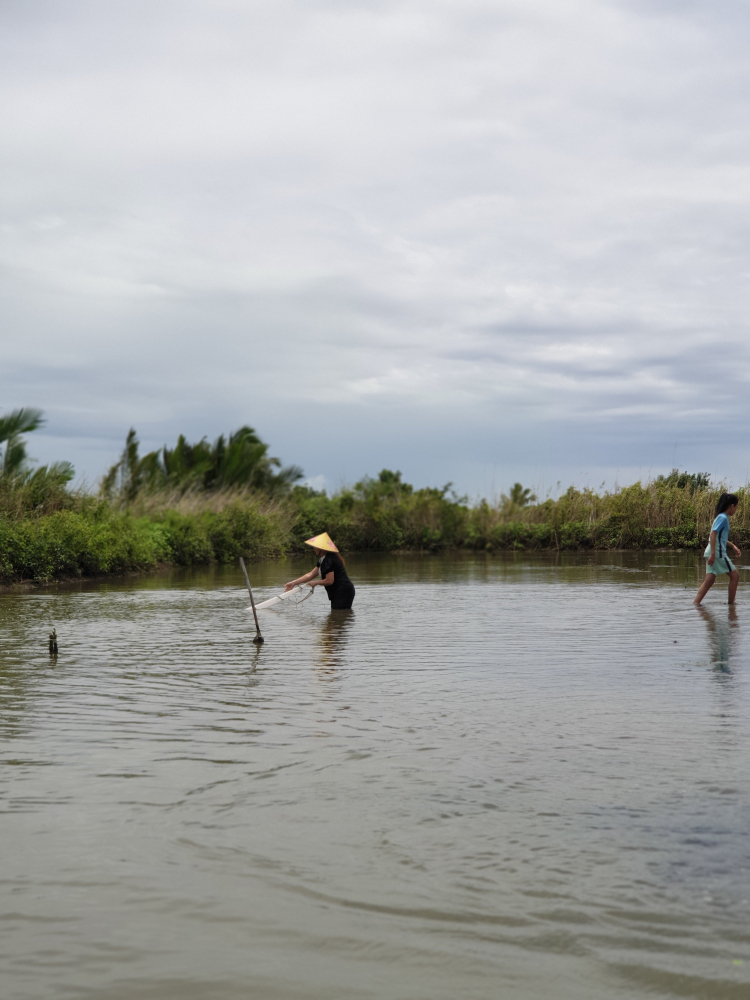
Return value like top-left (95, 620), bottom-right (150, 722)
top-left (0, 466), bottom-right (79, 521)
top-left (4, 409), bottom-right (736, 584)
top-left (469, 481), bottom-right (732, 551)
top-left (289, 472), bottom-right (744, 553)
top-left (1, 464), bottom-right (746, 584)
top-left (0, 486), bottom-right (290, 584)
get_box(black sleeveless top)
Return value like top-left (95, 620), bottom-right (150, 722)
top-left (318, 553), bottom-right (351, 603)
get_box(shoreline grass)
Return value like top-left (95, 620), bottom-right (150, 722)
top-left (1, 471), bottom-right (746, 585)
top-left (1, 411), bottom-right (742, 584)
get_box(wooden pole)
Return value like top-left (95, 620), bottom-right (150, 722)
top-left (239, 557), bottom-right (264, 645)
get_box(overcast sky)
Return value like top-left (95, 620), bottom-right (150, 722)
top-left (2, 0), bottom-right (750, 497)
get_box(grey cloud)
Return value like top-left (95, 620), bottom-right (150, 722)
top-left (2, 0), bottom-right (750, 494)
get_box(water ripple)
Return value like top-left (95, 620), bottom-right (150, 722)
top-left (1, 554), bottom-right (749, 998)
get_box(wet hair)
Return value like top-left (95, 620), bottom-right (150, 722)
top-left (715, 492), bottom-right (739, 515)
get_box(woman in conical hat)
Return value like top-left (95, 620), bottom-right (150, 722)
top-left (284, 532), bottom-right (355, 609)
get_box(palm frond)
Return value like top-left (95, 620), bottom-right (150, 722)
top-left (0, 407), bottom-right (44, 444)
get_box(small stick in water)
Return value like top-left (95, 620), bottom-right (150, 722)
top-left (239, 557), bottom-right (264, 645)
top-left (48, 628), bottom-right (58, 655)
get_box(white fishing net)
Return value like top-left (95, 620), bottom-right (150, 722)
top-left (251, 584), bottom-right (314, 612)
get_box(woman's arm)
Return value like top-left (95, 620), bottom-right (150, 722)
top-left (284, 567), bottom-right (320, 591)
top-left (311, 571), bottom-right (334, 588)
top-left (708, 530), bottom-right (717, 565)
top-left (730, 540), bottom-right (742, 557)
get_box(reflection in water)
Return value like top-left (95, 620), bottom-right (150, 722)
top-left (697, 604), bottom-right (739, 674)
top-left (317, 609), bottom-right (354, 678)
top-left (696, 604), bottom-right (742, 754)
top-left (0, 662), bottom-right (30, 740)
top-left (248, 644), bottom-right (262, 674)
top-left (2, 558), bottom-right (750, 1000)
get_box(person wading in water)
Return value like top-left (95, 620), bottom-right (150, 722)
top-left (284, 533), bottom-right (355, 610)
top-left (694, 492), bottom-right (741, 606)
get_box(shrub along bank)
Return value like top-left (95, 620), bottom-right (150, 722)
top-left (289, 470), bottom-right (748, 553)
top-left (0, 499), bottom-right (289, 584)
top-left (0, 412), bottom-right (745, 583)
top-left (1, 468), bottom-right (747, 584)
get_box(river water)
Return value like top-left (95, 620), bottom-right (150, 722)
top-left (1, 552), bottom-right (749, 999)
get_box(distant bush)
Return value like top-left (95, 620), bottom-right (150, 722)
top-left (0, 405), bottom-right (743, 584)
top-left (0, 498), bottom-right (289, 583)
top-left (0, 507), bottom-right (163, 582)
top-left (287, 471), bottom-right (750, 554)
top-left (654, 468), bottom-right (711, 492)
top-left (288, 470), bottom-right (471, 552)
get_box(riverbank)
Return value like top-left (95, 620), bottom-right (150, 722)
top-left (0, 499), bottom-right (287, 585)
top-left (0, 472), bottom-right (746, 584)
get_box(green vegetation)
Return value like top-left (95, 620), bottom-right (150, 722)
top-left (102, 426), bottom-right (302, 502)
top-left (0, 408), bottom-right (76, 521)
top-left (0, 422), bottom-right (291, 584)
top-left (0, 413), bottom-right (746, 585)
top-left (288, 468), bottom-right (738, 553)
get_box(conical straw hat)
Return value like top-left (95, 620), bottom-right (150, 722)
top-left (305, 532), bottom-right (338, 552)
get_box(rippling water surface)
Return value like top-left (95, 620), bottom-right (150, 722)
top-left (2, 552), bottom-right (749, 999)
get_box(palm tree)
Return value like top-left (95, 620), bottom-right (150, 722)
top-left (508, 483), bottom-right (536, 508)
top-left (0, 408), bottom-right (44, 478)
top-left (0, 409), bottom-right (74, 514)
top-left (102, 426), bottom-right (303, 501)
top-left (100, 428), bottom-right (145, 502)
top-left (500, 482), bottom-right (537, 518)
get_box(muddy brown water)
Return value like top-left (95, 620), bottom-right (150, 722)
top-left (1, 552), bottom-right (749, 999)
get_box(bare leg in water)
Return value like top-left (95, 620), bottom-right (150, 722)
top-left (694, 571), bottom-right (739, 605)
top-left (694, 574), bottom-right (715, 606)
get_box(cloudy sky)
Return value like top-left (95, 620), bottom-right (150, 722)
top-left (2, 0), bottom-right (750, 497)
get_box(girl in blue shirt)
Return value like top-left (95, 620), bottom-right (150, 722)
top-left (694, 492), bottom-right (741, 605)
